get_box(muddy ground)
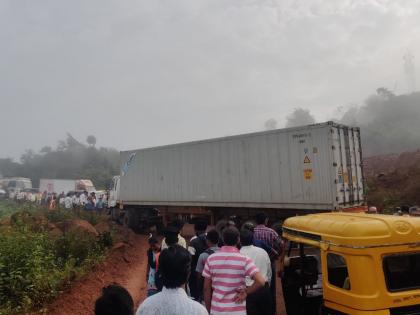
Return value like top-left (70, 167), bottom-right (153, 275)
top-left (46, 230), bottom-right (148, 315)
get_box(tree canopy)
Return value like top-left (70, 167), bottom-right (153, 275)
top-left (0, 134), bottom-right (119, 189)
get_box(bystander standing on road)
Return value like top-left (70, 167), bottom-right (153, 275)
top-left (161, 219), bottom-right (187, 249)
top-left (188, 219), bottom-right (208, 301)
top-left (136, 245), bottom-right (208, 315)
top-left (195, 229), bottom-right (220, 302)
top-left (240, 228), bottom-right (273, 315)
top-left (96, 195), bottom-right (105, 214)
top-left (254, 212), bottom-right (283, 308)
top-left (203, 226), bottom-right (266, 315)
top-left (64, 193), bottom-right (73, 210)
top-left (95, 284), bottom-right (134, 315)
top-left (146, 236), bottom-right (161, 297)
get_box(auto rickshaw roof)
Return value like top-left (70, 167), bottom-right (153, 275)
top-left (283, 212), bottom-right (420, 248)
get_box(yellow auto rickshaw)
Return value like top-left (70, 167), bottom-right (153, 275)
top-left (281, 212), bottom-right (420, 315)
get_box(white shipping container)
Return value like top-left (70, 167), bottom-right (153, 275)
top-left (39, 179), bottom-right (76, 194)
top-left (119, 122), bottom-right (364, 211)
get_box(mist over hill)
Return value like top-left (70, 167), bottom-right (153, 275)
top-left (339, 90), bottom-right (420, 156)
top-left (0, 134), bottom-right (119, 189)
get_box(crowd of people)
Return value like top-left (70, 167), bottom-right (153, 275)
top-left (94, 212), bottom-right (284, 315)
top-left (9, 188), bottom-right (108, 212)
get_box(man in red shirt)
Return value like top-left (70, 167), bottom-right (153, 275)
top-left (253, 212), bottom-right (283, 312)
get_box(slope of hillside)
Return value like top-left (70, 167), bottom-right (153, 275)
top-left (364, 149), bottom-right (420, 212)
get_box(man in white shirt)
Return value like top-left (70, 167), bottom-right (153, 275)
top-left (240, 228), bottom-right (273, 315)
top-left (79, 191), bottom-right (87, 206)
top-left (64, 194), bottom-right (73, 209)
top-left (136, 245), bottom-right (208, 315)
top-left (161, 220), bottom-right (187, 249)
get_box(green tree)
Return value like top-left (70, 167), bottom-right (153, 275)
top-left (86, 135), bottom-right (97, 147)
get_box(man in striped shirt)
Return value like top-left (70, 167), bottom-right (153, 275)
top-left (203, 227), bottom-right (265, 315)
top-left (254, 212), bottom-right (281, 258)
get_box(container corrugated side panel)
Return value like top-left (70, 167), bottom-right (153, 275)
top-left (120, 123), bottom-right (340, 210)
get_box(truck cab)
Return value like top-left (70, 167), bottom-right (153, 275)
top-left (108, 175), bottom-right (163, 233)
top-left (282, 213), bottom-right (420, 315)
top-left (108, 175), bottom-right (120, 209)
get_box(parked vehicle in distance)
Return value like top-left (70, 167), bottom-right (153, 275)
top-left (40, 179), bottom-right (78, 195)
top-left (0, 188), bottom-right (6, 198)
top-left (75, 179), bottom-right (96, 192)
top-left (5, 177), bottom-right (32, 196)
top-left (282, 212), bottom-right (420, 315)
top-left (109, 122), bottom-right (366, 231)
top-left (39, 179), bottom-right (96, 195)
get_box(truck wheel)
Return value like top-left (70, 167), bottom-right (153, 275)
top-left (123, 209), bottom-right (139, 230)
top-left (111, 208), bottom-right (120, 221)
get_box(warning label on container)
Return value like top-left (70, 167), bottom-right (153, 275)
top-left (304, 156), bottom-right (311, 164)
top-left (304, 169), bottom-right (313, 180)
top-left (343, 172), bottom-right (349, 184)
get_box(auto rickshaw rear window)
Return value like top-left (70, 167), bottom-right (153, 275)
top-left (327, 253), bottom-right (350, 290)
top-left (384, 253), bottom-right (420, 292)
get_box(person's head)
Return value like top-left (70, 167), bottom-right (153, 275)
top-left (159, 245), bottom-right (191, 289)
top-left (241, 221), bottom-right (255, 233)
top-left (164, 226), bottom-right (179, 246)
top-left (170, 218), bottom-right (184, 233)
top-left (271, 221), bottom-right (283, 236)
top-left (194, 219), bottom-right (208, 235)
top-left (256, 212), bottom-right (268, 225)
top-left (94, 284), bottom-right (134, 315)
top-left (206, 229), bottom-right (219, 247)
top-left (240, 228), bottom-right (254, 247)
top-left (222, 226), bottom-right (240, 247)
top-left (148, 236), bottom-right (159, 252)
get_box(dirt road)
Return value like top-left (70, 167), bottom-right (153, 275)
top-left (47, 231), bottom-right (148, 315)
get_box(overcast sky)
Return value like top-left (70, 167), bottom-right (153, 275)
top-left (1, 0), bottom-right (419, 159)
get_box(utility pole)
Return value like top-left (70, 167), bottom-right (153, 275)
top-left (403, 52), bottom-right (416, 93)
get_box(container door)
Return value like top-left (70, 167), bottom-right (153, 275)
top-left (352, 129), bottom-right (364, 203)
top-left (343, 127), bottom-right (355, 204)
top-left (331, 125), bottom-right (364, 208)
top-left (331, 126), bottom-right (346, 206)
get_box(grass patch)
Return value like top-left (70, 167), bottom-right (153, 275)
top-left (0, 201), bottom-right (113, 315)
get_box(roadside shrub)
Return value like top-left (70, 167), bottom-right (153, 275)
top-left (0, 227), bottom-right (61, 313)
top-left (0, 202), bottom-right (112, 315)
top-left (55, 232), bottom-right (104, 268)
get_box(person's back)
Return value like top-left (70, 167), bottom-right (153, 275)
top-left (96, 197), bottom-right (104, 209)
top-left (203, 227), bottom-right (265, 315)
top-left (136, 245), bottom-right (208, 315)
top-left (239, 228), bottom-right (273, 315)
top-left (188, 219), bottom-right (208, 300)
top-left (254, 213), bottom-right (280, 255)
top-left (95, 284), bottom-right (134, 315)
top-left (196, 229), bottom-right (220, 302)
top-left (64, 195), bottom-right (73, 209)
top-left (146, 237), bottom-right (160, 297)
top-left (161, 219), bottom-right (187, 249)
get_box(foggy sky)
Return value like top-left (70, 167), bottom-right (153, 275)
top-left (1, 0), bottom-right (419, 159)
